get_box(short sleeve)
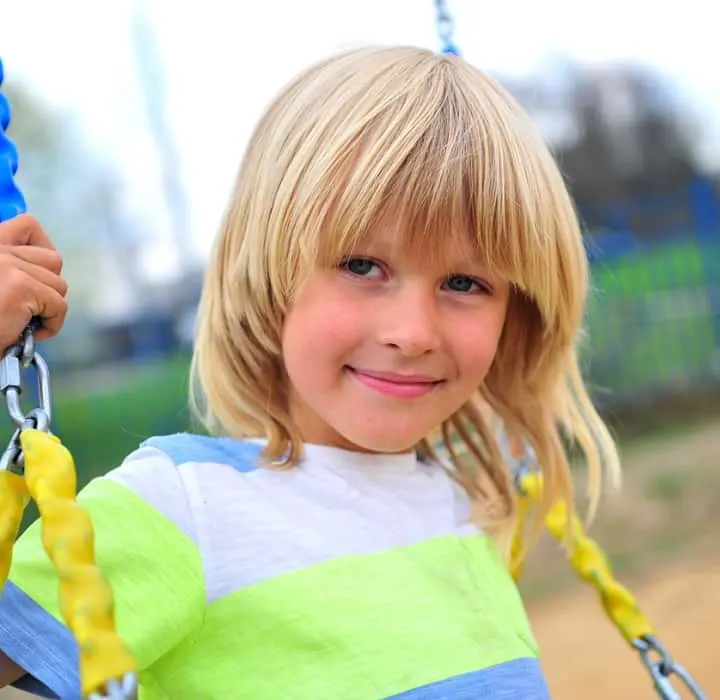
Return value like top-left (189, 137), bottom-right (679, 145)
top-left (0, 447), bottom-right (206, 698)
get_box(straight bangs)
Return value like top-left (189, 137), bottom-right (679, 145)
top-left (280, 52), bottom-right (578, 330)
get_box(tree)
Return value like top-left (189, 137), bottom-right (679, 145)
top-left (558, 64), bottom-right (701, 210)
top-left (501, 59), bottom-right (705, 229)
top-left (3, 80), bottom-right (146, 364)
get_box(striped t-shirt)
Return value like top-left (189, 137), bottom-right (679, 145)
top-left (0, 433), bottom-right (550, 699)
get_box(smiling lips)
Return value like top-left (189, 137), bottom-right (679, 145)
top-left (345, 367), bottom-right (443, 399)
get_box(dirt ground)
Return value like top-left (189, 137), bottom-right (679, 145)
top-left (530, 547), bottom-right (719, 699)
top-left (2, 418), bottom-right (718, 699)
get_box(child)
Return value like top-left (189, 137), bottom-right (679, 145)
top-left (0, 45), bottom-right (620, 699)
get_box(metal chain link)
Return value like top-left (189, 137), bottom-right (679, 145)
top-left (633, 635), bottom-right (707, 700)
top-left (1, 323), bottom-right (52, 474)
top-left (434, 0), bottom-right (460, 55)
top-left (0, 326), bottom-right (139, 699)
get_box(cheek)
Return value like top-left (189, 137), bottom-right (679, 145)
top-left (282, 288), bottom-right (363, 382)
top-left (452, 309), bottom-right (507, 379)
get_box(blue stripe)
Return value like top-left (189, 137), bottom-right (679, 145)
top-left (0, 581), bottom-right (80, 699)
top-left (386, 658), bottom-right (551, 699)
top-left (142, 432), bottom-right (262, 472)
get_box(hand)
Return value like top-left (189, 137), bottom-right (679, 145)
top-left (0, 214), bottom-right (68, 353)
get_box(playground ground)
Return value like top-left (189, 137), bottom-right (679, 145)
top-left (2, 416), bottom-right (719, 699)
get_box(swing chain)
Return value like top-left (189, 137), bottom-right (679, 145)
top-left (633, 635), bottom-right (707, 700)
top-left (511, 459), bottom-right (707, 700)
top-left (0, 324), bottom-right (52, 474)
top-left (434, 0), bottom-right (460, 55)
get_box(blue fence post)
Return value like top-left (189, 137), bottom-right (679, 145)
top-left (689, 178), bottom-right (720, 356)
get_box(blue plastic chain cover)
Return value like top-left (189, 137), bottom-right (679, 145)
top-left (0, 58), bottom-right (28, 222)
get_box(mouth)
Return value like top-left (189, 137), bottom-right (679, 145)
top-left (344, 366), bottom-right (444, 399)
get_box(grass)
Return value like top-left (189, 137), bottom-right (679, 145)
top-left (1, 353), bottom-right (194, 531)
top-left (48, 353), bottom-right (194, 470)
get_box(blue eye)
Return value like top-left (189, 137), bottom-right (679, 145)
top-left (341, 258), bottom-right (379, 276)
top-left (444, 275), bottom-right (488, 294)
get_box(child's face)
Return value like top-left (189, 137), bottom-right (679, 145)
top-left (282, 224), bottom-right (510, 453)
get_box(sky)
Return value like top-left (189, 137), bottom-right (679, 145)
top-left (1, 0), bottom-right (719, 282)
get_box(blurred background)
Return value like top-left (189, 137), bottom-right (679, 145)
top-left (1, 0), bottom-right (718, 698)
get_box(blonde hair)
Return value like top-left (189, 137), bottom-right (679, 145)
top-left (191, 45), bottom-right (621, 555)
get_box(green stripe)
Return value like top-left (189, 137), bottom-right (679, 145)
top-left (157, 533), bottom-right (537, 699)
top-left (10, 478), bottom-right (205, 673)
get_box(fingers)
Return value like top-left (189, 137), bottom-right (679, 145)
top-left (29, 284), bottom-right (68, 341)
top-left (1, 250), bottom-right (67, 297)
top-left (0, 215), bottom-right (68, 351)
top-left (0, 266), bottom-right (68, 350)
top-left (8, 244), bottom-right (63, 276)
top-left (0, 214), bottom-right (56, 250)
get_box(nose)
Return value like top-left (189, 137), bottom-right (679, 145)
top-left (375, 282), bottom-right (442, 357)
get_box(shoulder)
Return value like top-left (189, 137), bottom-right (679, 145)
top-left (90, 433), bottom-right (265, 542)
top-left (138, 432), bottom-right (265, 471)
top-left (104, 432), bottom-right (264, 488)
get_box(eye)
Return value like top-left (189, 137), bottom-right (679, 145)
top-left (340, 257), bottom-right (382, 278)
top-left (443, 275), bottom-right (490, 294)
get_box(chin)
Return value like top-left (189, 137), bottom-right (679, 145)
top-left (341, 426), bottom-right (426, 454)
